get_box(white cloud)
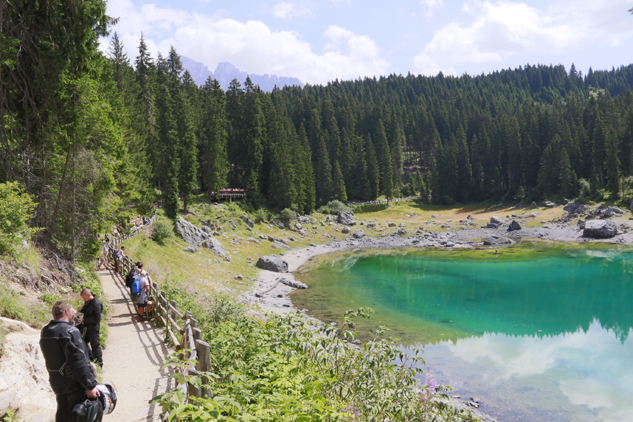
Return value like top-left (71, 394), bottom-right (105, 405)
top-left (420, 0), bottom-right (444, 17)
top-left (413, 0), bottom-right (633, 76)
top-left (102, 0), bottom-right (389, 85)
top-left (273, 2), bottom-right (313, 19)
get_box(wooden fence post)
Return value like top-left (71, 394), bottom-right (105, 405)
top-left (195, 340), bottom-right (211, 397)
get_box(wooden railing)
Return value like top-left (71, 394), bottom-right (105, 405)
top-left (108, 215), bottom-right (211, 399)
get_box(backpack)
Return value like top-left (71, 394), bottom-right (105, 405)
top-left (131, 279), bottom-right (141, 294)
top-left (125, 269), bottom-right (135, 288)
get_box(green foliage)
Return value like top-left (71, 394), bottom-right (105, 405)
top-left (151, 295), bottom-right (474, 422)
top-left (0, 182), bottom-right (39, 256)
top-left (318, 200), bottom-right (351, 215)
top-left (151, 220), bottom-right (174, 244)
top-left (280, 208), bottom-right (296, 223)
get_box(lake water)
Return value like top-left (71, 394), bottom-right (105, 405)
top-left (291, 243), bottom-right (633, 422)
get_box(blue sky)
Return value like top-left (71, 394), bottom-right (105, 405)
top-left (103, 0), bottom-right (633, 85)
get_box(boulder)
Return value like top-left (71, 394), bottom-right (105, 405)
top-left (508, 220), bottom-right (522, 231)
top-left (531, 201), bottom-right (537, 209)
top-left (184, 245), bottom-right (198, 253)
top-left (483, 235), bottom-right (513, 245)
top-left (241, 216), bottom-right (255, 228)
top-left (490, 216), bottom-right (504, 225)
top-left (229, 219), bottom-right (237, 230)
top-left (467, 215), bottom-right (476, 220)
top-left (352, 230), bottom-right (366, 239)
top-left (563, 200), bottom-right (583, 213)
top-left (279, 278), bottom-right (308, 289)
top-left (366, 223), bottom-right (377, 229)
top-left (388, 222), bottom-right (397, 227)
top-left (294, 222), bottom-right (303, 230)
top-left (528, 212), bottom-right (537, 218)
top-left (176, 217), bottom-right (209, 245)
top-left (432, 214), bottom-right (440, 218)
top-left (399, 222), bottom-right (407, 227)
top-left (583, 220), bottom-right (617, 238)
top-left (198, 238), bottom-right (226, 257)
top-left (175, 217), bottom-right (226, 257)
top-left (256, 255), bottom-right (289, 273)
top-left (272, 220), bottom-right (286, 230)
top-left (396, 228), bottom-right (407, 236)
top-left (342, 226), bottom-right (350, 234)
top-left (337, 211), bottom-right (356, 226)
top-left (543, 201), bottom-right (557, 208)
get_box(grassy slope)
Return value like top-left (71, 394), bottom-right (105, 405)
top-left (119, 199), bottom-right (584, 301)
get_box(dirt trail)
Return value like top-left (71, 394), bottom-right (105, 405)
top-left (99, 268), bottom-right (173, 422)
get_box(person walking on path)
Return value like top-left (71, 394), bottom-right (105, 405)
top-left (96, 240), bottom-right (110, 270)
top-left (40, 300), bottom-right (100, 422)
top-left (78, 288), bottom-right (104, 367)
top-left (137, 270), bottom-right (150, 319)
top-left (115, 246), bottom-right (126, 273)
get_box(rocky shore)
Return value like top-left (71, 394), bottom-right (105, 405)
top-left (238, 208), bottom-right (633, 422)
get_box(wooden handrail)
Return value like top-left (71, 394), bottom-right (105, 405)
top-left (107, 213), bottom-right (211, 399)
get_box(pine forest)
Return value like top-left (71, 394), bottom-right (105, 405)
top-left (3, 1), bottom-right (633, 258)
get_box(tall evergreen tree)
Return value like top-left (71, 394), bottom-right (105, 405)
top-left (201, 77), bottom-right (229, 200)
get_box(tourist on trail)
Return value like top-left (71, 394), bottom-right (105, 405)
top-left (125, 262), bottom-right (138, 291)
top-left (136, 269), bottom-right (150, 319)
top-left (40, 300), bottom-right (100, 422)
top-left (96, 240), bottom-right (110, 270)
top-left (78, 288), bottom-right (103, 367)
top-left (115, 246), bottom-right (126, 273)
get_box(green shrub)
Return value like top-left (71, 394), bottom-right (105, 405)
top-left (280, 208), bottom-right (296, 222)
top-left (152, 220), bottom-right (173, 244)
top-left (318, 200), bottom-right (351, 215)
top-left (0, 182), bottom-right (40, 256)
top-left (254, 208), bottom-right (271, 224)
top-left (150, 282), bottom-right (474, 422)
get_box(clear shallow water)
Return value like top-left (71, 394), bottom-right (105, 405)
top-left (291, 244), bottom-right (633, 422)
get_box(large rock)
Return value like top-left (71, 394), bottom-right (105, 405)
top-left (490, 216), bottom-right (504, 225)
top-left (256, 255), bottom-right (289, 273)
top-left (508, 220), bottom-right (522, 231)
top-left (176, 217), bottom-right (226, 257)
top-left (583, 220), bottom-right (617, 238)
top-left (352, 230), bottom-right (366, 239)
top-left (279, 278), bottom-right (308, 289)
top-left (483, 235), bottom-right (513, 245)
top-left (0, 319), bottom-right (56, 413)
top-left (337, 211), bottom-right (356, 226)
top-left (563, 200), bottom-right (583, 213)
top-left (241, 216), bottom-right (255, 228)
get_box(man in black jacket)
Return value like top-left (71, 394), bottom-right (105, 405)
top-left (78, 288), bottom-right (103, 367)
top-left (40, 300), bottom-right (100, 422)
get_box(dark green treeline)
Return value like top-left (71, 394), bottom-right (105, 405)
top-left (4, 0), bottom-right (633, 260)
top-left (109, 36), bottom-right (633, 213)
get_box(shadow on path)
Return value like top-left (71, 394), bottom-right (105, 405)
top-left (100, 268), bottom-right (174, 422)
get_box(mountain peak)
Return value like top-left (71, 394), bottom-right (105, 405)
top-left (180, 56), bottom-right (303, 92)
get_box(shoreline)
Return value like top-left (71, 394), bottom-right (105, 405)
top-left (243, 219), bottom-right (633, 314)
top-left (239, 219), bottom-right (633, 422)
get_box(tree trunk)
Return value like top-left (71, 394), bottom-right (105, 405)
top-left (49, 143), bottom-right (72, 238)
top-left (71, 144), bottom-right (76, 275)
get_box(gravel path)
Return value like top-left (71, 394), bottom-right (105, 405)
top-left (99, 268), bottom-right (173, 422)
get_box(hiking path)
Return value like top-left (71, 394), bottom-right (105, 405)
top-left (98, 268), bottom-right (173, 422)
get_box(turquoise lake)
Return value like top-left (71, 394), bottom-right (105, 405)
top-left (291, 243), bottom-right (633, 422)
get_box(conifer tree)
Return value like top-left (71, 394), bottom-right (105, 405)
top-left (605, 128), bottom-right (622, 197)
top-left (315, 136), bottom-right (333, 205)
top-left (201, 77), bottom-right (228, 200)
top-left (332, 159), bottom-right (347, 202)
top-left (365, 135), bottom-right (380, 200)
top-left (376, 120), bottom-right (393, 198)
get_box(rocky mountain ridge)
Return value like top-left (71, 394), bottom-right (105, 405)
top-left (180, 56), bottom-right (304, 92)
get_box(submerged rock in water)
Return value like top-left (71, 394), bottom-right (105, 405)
top-left (279, 278), bottom-right (308, 289)
top-left (583, 220), bottom-right (617, 238)
top-left (483, 235), bottom-right (513, 245)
